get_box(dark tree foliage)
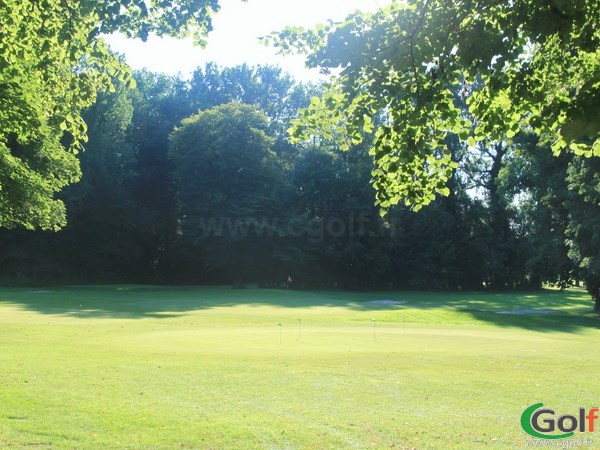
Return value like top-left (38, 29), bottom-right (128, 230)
top-left (188, 63), bottom-right (315, 162)
top-left (0, 87), bottom-right (142, 282)
top-left (268, 0), bottom-right (600, 212)
top-left (128, 70), bottom-right (191, 280)
top-left (566, 157), bottom-right (600, 311)
top-left (506, 135), bottom-right (575, 289)
top-left (289, 142), bottom-right (393, 289)
top-left (0, 59), bottom-right (597, 311)
top-left (169, 103), bottom-right (292, 284)
top-left (0, 0), bottom-right (221, 230)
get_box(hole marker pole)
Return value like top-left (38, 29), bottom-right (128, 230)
top-left (278, 323), bottom-right (282, 345)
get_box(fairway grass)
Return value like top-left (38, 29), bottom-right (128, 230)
top-left (0, 286), bottom-right (598, 449)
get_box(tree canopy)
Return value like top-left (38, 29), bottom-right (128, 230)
top-left (0, 0), bottom-right (220, 230)
top-left (169, 102), bottom-right (290, 282)
top-left (1, 61), bottom-right (599, 311)
top-left (267, 0), bottom-right (600, 212)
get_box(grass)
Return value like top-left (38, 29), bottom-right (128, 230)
top-left (0, 286), bottom-right (598, 449)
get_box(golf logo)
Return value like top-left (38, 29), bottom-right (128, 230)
top-left (521, 403), bottom-right (598, 440)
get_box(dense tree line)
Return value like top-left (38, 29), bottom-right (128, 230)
top-left (0, 0), bottom-right (221, 230)
top-left (0, 62), bottom-right (598, 312)
top-left (264, 0), bottom-right (599, 307)
top-left (270, 0), bottom-right (599, 212)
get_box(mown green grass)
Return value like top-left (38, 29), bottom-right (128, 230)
top-left (0, 286), bottom-right (598, 449)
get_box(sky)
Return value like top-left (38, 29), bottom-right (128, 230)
top-left (105, 0), bottom-right (390, 82)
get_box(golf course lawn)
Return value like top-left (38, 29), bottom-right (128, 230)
top-left (0, 286), bottom-right (598, 449)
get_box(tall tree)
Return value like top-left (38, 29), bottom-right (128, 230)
top-left (462, 141), bottom-right (532, 288)
top-left (268, 0), bottom-right (599, 212)
top-left (169, 103), bottom-right (290, 284)
top-left (0, 86), bottom-right (140, 282)
top-left (188, 64), bottom-right (314, 160)
top-left (55, 87), bottom-right (142, 281)
top-left (505, 136), bottom-right (574, 289)
top-left (290, 142), bottom-right (393, 288)
top-left (0, 0), bottom-right (220, 230)
top-left (566, 157), bottom-right (600, 311)
top-left (128, 70), bottom-right (191, 280)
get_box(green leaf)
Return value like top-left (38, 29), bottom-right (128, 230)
top-left (458, 129), bottom-right (470, 140)
top-left (592, 140), bottom-right (600, 157)
top-left (436, 186), bottom-right (450, 196)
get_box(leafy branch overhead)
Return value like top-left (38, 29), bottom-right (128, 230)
top-left (266, 0), bottom-right (600, 213)
top-left (0, 0), bottom-right (220, 230)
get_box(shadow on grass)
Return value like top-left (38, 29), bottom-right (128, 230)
top-left (459, 308), bottom-right (599, 332)
top-left (0, 285), bottom-right (597, 332)
top-left (0, 285), bottom-right (352, 320)
top-left (357, 289), bottom-right (600, 333)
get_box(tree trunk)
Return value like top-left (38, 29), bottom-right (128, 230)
top-left (585, 278), bottom-right (600, 313)
top-left (487, 143), bottom-right (511, 289)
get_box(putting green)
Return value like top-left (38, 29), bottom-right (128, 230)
top-left (0, 286), bottom-right (598, 448)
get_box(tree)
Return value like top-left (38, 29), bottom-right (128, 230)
top-left (504, 136), bottom-right (574, 289)
top-left (0, 0), bottom-right (220, 230)
top-left (78, 87), bottom-right (136, 265)
top-left (169, 103), bottom-right (290, 284)
top-left (188, 63), bottom-right (315, 160)
top-left (290, 141), bottom-right (393, 288)
top-left (0, 86), bottom-right (141, 282)
top-left (53, 87), bottom-right (143, 281)
top-left (566, 157), bottom-right (600, 311)
top-left (128, 70), bottom-right (192, 280)
top-left (460, 140), bottom-right (536, 288)
top-left (267, 0), bottom-right (599, 212)
top-left (189, 64), bottom-right (302, 123)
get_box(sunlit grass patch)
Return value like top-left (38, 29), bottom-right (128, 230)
top-left (0, 286), bottom-right (597, 448)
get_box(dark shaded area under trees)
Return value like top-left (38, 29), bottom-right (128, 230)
top-left (0, 64), bottom-right (597, 309)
